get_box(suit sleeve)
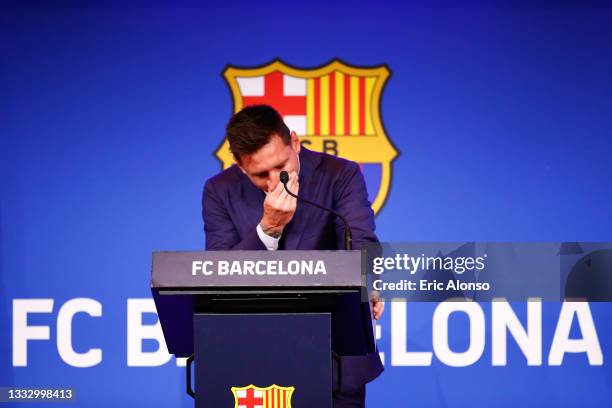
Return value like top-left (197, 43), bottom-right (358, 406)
top-left (202, 179), bottom-right (266, 250)
top-left (332, 161), bottom-right (379, 250)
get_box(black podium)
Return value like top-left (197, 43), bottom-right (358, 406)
top-left (151, 250), bottom-right (375, 407)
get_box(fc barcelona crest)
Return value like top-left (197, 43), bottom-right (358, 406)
top-left (231, 384), bottom-right (295, 408)
top-left (217, 59), bottom-right (399, 214)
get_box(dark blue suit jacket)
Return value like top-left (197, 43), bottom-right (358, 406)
top-left (201, 146), bottom-right (384, 391)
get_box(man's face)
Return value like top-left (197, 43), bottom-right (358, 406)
top-left (238, 131), bottom-right (301, 192)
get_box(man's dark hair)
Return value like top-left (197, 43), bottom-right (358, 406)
top-left (225, 104), bottom-right (291, 163)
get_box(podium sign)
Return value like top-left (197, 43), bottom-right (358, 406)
top-left (152, 250), bottom-right (364, 288)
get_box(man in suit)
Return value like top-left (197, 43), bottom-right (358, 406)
top-left (202, 104), bottom-right (384, 407)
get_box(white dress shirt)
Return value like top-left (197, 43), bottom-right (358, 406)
top-left (256, 224), bottom-right (280, 250)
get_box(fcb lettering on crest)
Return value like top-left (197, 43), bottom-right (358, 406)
top-left (217, 59), bottom-right (399, 214)
top-left (231, 384), bottom-right (295, 408)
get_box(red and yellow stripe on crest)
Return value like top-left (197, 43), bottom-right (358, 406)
top-left (262, 386), bottom-right (293, 408)
top-left (306, 72), bottom-right (376, 136)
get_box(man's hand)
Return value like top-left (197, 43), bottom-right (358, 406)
top-left (370, 290), bottom-right (385, 320)
top-left (260, 171), bottom-right (299, 237)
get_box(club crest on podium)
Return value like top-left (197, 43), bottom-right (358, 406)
top-left (231, 384), bottom-right (295, 408)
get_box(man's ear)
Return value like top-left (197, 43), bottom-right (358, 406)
top-left (290, 131), bottom-right (301, 154)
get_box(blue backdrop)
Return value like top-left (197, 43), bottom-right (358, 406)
top-left (2, 2), bottom-right (611, 407)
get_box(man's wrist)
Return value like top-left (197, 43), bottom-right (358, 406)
top-left (256, 224), bottom-right (280, 251)
top-left (259, 220), bottom-right (283, 238)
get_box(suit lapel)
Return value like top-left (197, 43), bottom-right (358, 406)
top-left (239, 169), bottom-right (266, 231)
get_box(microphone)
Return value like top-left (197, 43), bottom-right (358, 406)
top-left (280, 170), bottom-right (353, 250)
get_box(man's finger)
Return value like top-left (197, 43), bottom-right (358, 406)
top-left (291, 172), bottom-right (299, 188)
top-left (373, 301), bottom-right (385, 320)
top-left (377, 303), bottom-right (384, 313)
top-left (289, 176), bottom-right (300, 198)
top-left (268, 178), bottom-right (284, 200)
top-left (276, 187), bottom-right (290, 208)
top-left (285, 172), bottom-right (298, 193)
top-left (282, 173), bottom-right (298, 200)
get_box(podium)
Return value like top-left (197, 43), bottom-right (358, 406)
top-left (151, 250), bottom-right (375, 407)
